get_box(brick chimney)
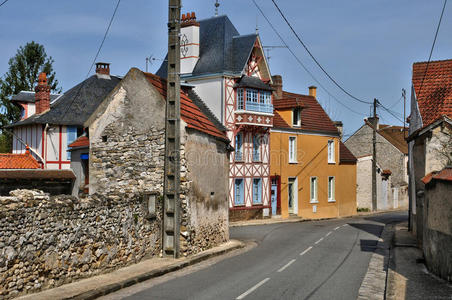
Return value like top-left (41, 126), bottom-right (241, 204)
top-left (367, 116), bottom-right (379, 130)
top-left (333, 121), bottom-right (343, 139)
top-left (96, 62), bottom-right (110, 78)
top-left (309, 86), bottom-right (317, 98)
top-left (180, 12), bottom-right (200, 74)
top-left (271, 75), bottom-right (283, 100)
top-left (35, 72), bottom-right (50, 114)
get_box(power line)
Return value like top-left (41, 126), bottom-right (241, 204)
top-left (251, 0), bottom-right (367, 117)
top-left (0, 0), bottom-right (9, 7)
top-left (416, 0), bottom-right (447, 100)
top-left (270, 0), bottom-right (372, 105)
top-left (388, 95), bottom-right (403, 110)
top-left (377, 102), bottom-right (404, 124)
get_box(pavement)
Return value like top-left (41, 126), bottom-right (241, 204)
top-left (385, 222), bottom-right (452, 300)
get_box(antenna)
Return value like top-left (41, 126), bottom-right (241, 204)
top-left (262, 45), bottom-right (287, 62)
top-left (214, 0), bottom-right (220, 16)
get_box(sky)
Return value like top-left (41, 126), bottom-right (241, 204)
top-left (0, 0), bottom-right (450, 136)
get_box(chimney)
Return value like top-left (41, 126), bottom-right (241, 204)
top-left (309, 86), bottom-right (317, 98)
top-left (95, 62), bottom-right (110, 78)
top-left (367, 116), bottom-right (379, 130)
top-left (180, 12), bottom-right (200, 74)
top-left (333, 121), bottom-right (343, 139)
top-left (271, 75), bottom-right (283, 100)
top-left (35, 72), bottom-right (50, 114)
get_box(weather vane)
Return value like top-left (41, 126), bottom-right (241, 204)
top-left (215, 0), bottom-right (220, 16)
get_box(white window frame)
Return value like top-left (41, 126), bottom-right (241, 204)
top-left (328, 176), bottom-right (335, 202)
top-left (328, 140), bottom-right (335, 164)
top-left (310, 177), bottom-right (318, 203)
top-left (289, 136), bottom-right (297, 163)
top-left (237, 88), bottom-right (244, 110)
top-left (292, 108), bottom-right (301, 127)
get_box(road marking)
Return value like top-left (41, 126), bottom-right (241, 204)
top-left (343, 224), bottom-right (348, 227)
top-left (334, 226), bottom-right (341, 230)
top-left (315, 237), bottom-right (324, 244)
top-left (277, 259), bottom-right (296, 272)
top-left (326, 231), bottom-right (332, 237)
top-left (300, 246), bottom-right (313, 256)
top-left (236, 278), bottom-right (270, 299)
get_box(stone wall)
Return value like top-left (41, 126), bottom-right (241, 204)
top-left (0, 189), bottom-right (162, 299)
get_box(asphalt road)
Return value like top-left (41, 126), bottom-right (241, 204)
top-left (101, 211), bottom-right (407, 300)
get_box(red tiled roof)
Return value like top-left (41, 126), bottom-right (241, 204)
top-left (273, 111), bottom-right (290, 128)
top-left (339, 141), bottom-right (357, 163)
top-left (144, 73), bottom-right (228, 141)
top-left (68, 136), bottom-right (89, 148)
top-left (0, 150), bottom-right (40, 169)
top-left (377, 125), bottom-right (408, 154)
top-left (412, 59), bottom-right (452, 127)
top-left (273, 91), bottom-right (339, 134)
top-left (422, 167), bottom-right (452, 184)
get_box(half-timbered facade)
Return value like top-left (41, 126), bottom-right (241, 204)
top-left (157, 14), bottom-right (274, 220)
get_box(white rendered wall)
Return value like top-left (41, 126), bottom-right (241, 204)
top-left (180, 25), bottom-right (199, 74)
top-left (28, 103), bottom-right (35, 117)
top-left (189, 77), bottom-right (223, 123)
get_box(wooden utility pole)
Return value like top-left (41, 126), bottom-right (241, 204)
top-left (372, 98), bottom-right (378, 212)
top-left (163, 0), bottom-right (181, 258)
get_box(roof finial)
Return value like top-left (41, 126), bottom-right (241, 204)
top-left (256, 14), bottom-right (259, 34)
top-left (214, 0), bottom-right (220, 16)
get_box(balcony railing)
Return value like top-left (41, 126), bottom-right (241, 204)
top-left (241, 101), bottom-right (273, 114)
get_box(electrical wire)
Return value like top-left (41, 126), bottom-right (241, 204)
top-left (271, 0), bottom-right (372, 105)
top-left (388, 95), bottom-right (403, 110)
top-left (251, 0), bottom-right (367, 117)
top-left (377, 102), bottom-right (404, 124)
top-left (416, 0), bottom-right (447, 100)
top-left (0, 0), bottom-right (9, 7)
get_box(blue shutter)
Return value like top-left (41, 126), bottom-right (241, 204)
top-left (66, 126), bottom-right (78, 160)
top-left (235, 179), bottom-right (244, 205)
top-left (253, 178), bottom-right (262, 204)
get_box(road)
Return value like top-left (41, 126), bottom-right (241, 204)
top-left (100, 211), bottom-right (407, 300)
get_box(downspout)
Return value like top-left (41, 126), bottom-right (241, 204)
top-left (43, 123), bottom-right (49, 169)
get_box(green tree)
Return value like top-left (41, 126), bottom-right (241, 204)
top-left (0, 41), bottom-right (61, 152)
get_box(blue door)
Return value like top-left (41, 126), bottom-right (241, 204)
top-left (271, 183), bottom-right (277, 215)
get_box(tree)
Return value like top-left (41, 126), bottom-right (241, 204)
top-left (0, 41), bottom-right (61, 152)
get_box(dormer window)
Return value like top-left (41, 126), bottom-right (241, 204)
top-left (292, 108), bottom-right (301, 127)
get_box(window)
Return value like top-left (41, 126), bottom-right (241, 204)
top-left (260, 91), bottom-right (271, 104)
top-left (310, 177), bottom-right (318, 203)
top-left (328, 140), bottom-right (335, 163)
top-left (292, 108), bottom-right (301, 126)
top-left (253, 178), bottom-right (262, 204)
top-left (237, 88), bottom-right (244, 110)
top-left (328, 177), bottom-right (335, 202)
top-left (247, 89), bottom-right (258, 103)
top-left (66, 126), bottom-right (78, 160)
top-left (289, 136), bottom-right (297, 163)
top-left (235, 132), bottom-right (243, 161)
top-left (234, 179), bottom-right (244, 205)
top-left (253, 134), bottom-right (260, 161)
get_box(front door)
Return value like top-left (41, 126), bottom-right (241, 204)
top-left (288, 178), bottom-right (295, 214)
top-left (271, 182), bottom-right (277, 215)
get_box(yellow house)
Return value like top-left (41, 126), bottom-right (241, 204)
top-left (269, 76), bottom-right (357, 219)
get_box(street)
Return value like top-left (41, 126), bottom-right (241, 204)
top-left (100, 211), bottom-right (407, 300)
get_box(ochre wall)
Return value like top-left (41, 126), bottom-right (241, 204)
top-left (270, 129), bottom-right (356, 219)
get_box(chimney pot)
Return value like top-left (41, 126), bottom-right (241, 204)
top-left (34, 72), bottom-right (51, 114)
top-left (309, 86), bottom-right (317, 98)
top-left (95, 62), bottom-right (110, 76)
top-left (191, 12), bottom-right (196, 19)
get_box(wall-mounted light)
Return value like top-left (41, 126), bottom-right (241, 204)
top-left (143, 191), bottom-right (159, 219)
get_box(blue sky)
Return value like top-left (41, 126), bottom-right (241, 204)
top-left (0, 0), bottom-right (450, 136)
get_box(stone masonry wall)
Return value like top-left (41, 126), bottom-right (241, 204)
top-left (0, 189), bottom-right (162, 299)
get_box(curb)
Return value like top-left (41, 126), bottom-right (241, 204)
top-left (357, 223), bottom-right (395, 300)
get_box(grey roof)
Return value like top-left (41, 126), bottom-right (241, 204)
top-left (11, 91), bottom-right (60, 103)
top-left (156, 15), bottom-right (257, 78)
top-left (233, 75), bottom-right (274, 91)
top-left (186, 89), bottom-right (227, 132)
top-left (9, 75), bottom-right (121, 127)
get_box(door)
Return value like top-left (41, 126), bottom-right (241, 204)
top-left (271, 182), bottom-right (277, 215)
top-left (393, 187), bottom-right (399, 209)
top-left (381, 179), bottom-right (388, 210)
top-left (288, 178), bottom-right (296, 214)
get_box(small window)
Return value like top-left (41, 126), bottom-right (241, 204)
top-left (253, 178), bottom-right (262, 204)
top-left (328, 140), bottom-right (335, 163)
top-left (235, 132), bottom-right (243, 161)
top-left (289, 136), bottom-right (297, 163)
top-left (253, 134), bottom-right (260, 161)
top-left (292, 108), bottom-right (301, 126)
top-left (328, 177), bottom-right (335, 202)
top-left (247, 89), bottom-right (258, 103)
top-left (234, 178), bottom-right (244, 205)
top-left (237, 88), bottom-right (244, 110)
top-left (310, 177), bottom-right (318, 203)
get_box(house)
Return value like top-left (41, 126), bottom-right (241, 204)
top-left (157, 13), bottom-right (274, 221)
top-left (11, 91), bottom-right (60, 120)
top-left (407, 59), bottom-right (452, 244)
top-left (269, 78), bottom-right (357, 219)
top-left (8, 63), bottom-right (121, 170)
top-left (345, 118), bottom-right (409, 211)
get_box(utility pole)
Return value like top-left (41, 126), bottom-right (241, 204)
top-left (372, 98), bottom-right (378, 212)
top-left (163, 0), bottom-right (181, 258)
top-left (402, 88), bottom-right (407, 138)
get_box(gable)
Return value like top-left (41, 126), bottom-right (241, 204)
top-left (243, 36), bottom-right (271, 82)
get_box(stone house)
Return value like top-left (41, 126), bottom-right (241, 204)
top-left (407, 59), bottom-right (452, 243)
top-left (345, 118), bottom-right (409, 210)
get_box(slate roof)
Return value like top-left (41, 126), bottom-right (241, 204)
top-left (339, 141), bottom-right (357, 163)
top-left (11, 91), bottom-right (60, 103)
top-left (412, 59), bottom-right (452, 127)
top-left (233, 75), bottom-right (274, 91)
top-left (273, 91), bottom-right (339, 134)
top-left (156, 15), bottom-right (257, 78)
top-left (9, 75), bottom-right (121, 127)
top-left (144, 72), bottom-right (228, 142)
top-left (0, 151), bottom-right (40, 169)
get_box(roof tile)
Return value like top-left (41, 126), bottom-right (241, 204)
top-left (0, 150), bottom-right (40, 169)
top-left (339, 141), bottom-right (357, 163)
top-left (68, 136), bottom-right (89, 148)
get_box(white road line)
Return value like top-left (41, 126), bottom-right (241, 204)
top-left (334, 226), bottom-right (340, 230)
top-left (277, 259), bottom-right (296, 272)
top-left (315, 237), bottom-right (324, 244)
top-left (300, 246), bottom-right (313, 256)
top-left (236, 278), bottom-right (270, 299)
top-left (343, 224), bottom-right (348, 227)
top-left (326, 231), bottom-right (332, 237)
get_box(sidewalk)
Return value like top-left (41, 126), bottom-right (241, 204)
top-left (386, 222), bottom-right (452, 300)
top-left (17, 240), bottom-right (244, 300)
